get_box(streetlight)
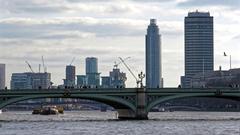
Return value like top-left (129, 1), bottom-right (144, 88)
top-left (224, 52), bottom-right (231, 70)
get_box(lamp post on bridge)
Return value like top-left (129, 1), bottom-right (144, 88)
top-left (224, 52), bottom-right (232, 70)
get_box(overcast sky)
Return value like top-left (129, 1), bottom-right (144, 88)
top-left (1, 0), bottom-right (240, 87)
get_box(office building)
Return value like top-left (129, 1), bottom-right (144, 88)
top-left (101, 76), bottom-right (111, 88)
top-left (86, 73), bottom-right (100, 87)
top-left (11, 73), bottom-right (31, 89)
top-left (146, 19), bottom-right (163, 88)
top-left (0, 64), bottom-right (5, 89)
top-left (64, 65), bottom-right (76, 87)
top-left (11, 72), bottom-right (51, 89)
top-left (86, 57), bottom-right (98, 74)
top-left (181, 11), bottom-right (214, 88)
top-left (77, 75), bottom-right (87, 86)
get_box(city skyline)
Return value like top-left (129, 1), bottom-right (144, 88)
top-left (1, 0), bottom-right (240, 87)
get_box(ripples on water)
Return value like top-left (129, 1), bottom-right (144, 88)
top-left (0, 111), bottom-right (240, 135)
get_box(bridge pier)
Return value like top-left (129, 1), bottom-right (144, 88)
top-left (117, 88), bottom-right (148, 120)
top-left (117, 109), bottom-right (148, 120)
top-left (136, 88), bottom-right (148, 120)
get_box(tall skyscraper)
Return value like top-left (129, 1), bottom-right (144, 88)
top-left (86, 57), bottom-right (98, 74)
top-left (0, 64), bottom-right (5, 89)
top-left (85, 57), bottom-right (100, 87)
top-left (181, 11), bottom-right (214, 88)
top-left (64, 65), bottom-right (76, 87)
top-left (146, 19), bottom-right (163, 88)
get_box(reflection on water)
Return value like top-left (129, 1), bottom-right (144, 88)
top-left (0, 111), bottom-right (240, 135)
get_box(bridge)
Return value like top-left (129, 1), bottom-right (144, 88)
top-left (1, 88), bottom-right (240, 120)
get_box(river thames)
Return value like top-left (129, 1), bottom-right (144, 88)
top-left (0, 111), bottom-right (240, 135)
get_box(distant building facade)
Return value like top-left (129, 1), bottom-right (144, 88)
top-left (86, 73), bottom-right (100, 87)
top-left (101, 76), bottom-right (111, 88)
top-left (146, 19), bottom-right (163, 88)
top-left (0, 64), bottom-right (5, 89)
top-left (109, 68), bottom-right (126, 88)
top-left (11, 73), bottom-right (31, 89)
top-left (64, 65), bottom-right (76, 87)
top-left (11, 72), bottom-right (51, 89)
top-left (77, 75), bottom-right (87, 86)
top-left (191, 68), bottom-right (240, 88)
top-left (181, 11), bottom-right (214, 88)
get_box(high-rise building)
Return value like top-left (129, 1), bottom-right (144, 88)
top-left (0, 64), bottom-right (5, 89)
top-left (11, 72), bottom-right (51, 89)
top-left (85, 57), bottom-right (100, 87)
top-left (64, 65), bottom-right (76, 87)
top-left (146, 19), bottom-right (163, 88)
top-left (86, 57), bottom-right (98, 74)
top-left (181, 11), bottom-right (214, 88)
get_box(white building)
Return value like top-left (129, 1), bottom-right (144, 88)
top-left (145, 19), bottom-right (163, 88)
top-left (0, 64), bottom-right (5, 89)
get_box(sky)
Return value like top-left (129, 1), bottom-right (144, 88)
top-left (0, 0), bottom-right (240, 87)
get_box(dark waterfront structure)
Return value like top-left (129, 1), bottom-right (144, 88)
top-left (146, 19), bottom-right (163, 88)
top-left (191, 68), bottom-right (240, 88)
top-left (181, 11), bottom-right (214, 88)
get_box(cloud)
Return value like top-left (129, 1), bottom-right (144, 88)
top-left (177, 0), bottom-right (240, 8)
top-left (0, 17), bottom-right (182, 40)
top-left (67, 0), bottom-right (175, 3)
top-left (0, 0), bottom-right (140, 15)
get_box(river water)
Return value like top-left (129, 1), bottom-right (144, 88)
top-left (0, 111), bottom-right (240, 135)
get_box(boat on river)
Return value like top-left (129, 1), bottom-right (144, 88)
top-left (32, 106), bottom-right (64, 115)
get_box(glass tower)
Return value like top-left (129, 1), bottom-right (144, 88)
top-left (146, 19), bottom-right (163, 88)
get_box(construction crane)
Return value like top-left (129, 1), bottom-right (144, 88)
top-left (25, 61), bottom-right (34, 73)
top-left (119, 57), bottom-right (145, 88)
top-left (69, 57), bottom-right (75, 66)
top-left (114, 57), bottom-right (131, 69)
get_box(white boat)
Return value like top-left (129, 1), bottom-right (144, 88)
top-left (0, 110), bottom-right (2, 114)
